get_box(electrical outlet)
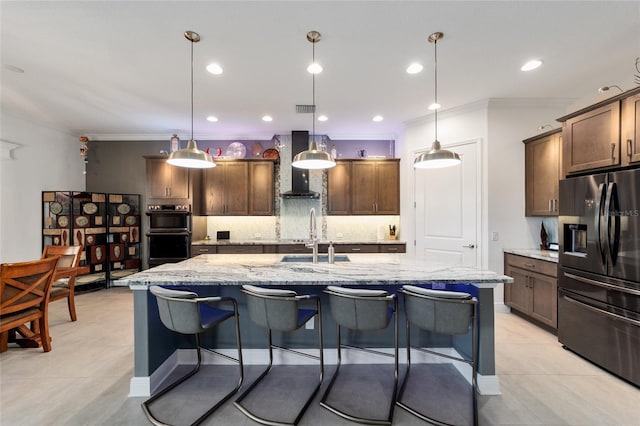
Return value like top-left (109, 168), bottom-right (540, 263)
top-left (305, 317), bottom-right (314, 329)
top-left (254, 233), bottom-right (261, 239)
top-left (491, 231), bottom-right (499, 241)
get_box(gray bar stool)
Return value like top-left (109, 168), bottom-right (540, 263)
top-left (142, 286), bottom-right (244, 426)
top-left (320, 285), bottom-right (398, 425)
top-left (397, 285), bottom-right (478, 426)
top-left (234, 284), bottom-right (323, 426)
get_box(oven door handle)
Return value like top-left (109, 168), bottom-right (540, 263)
top-left (564, 272), bottom-right (640, 296)
top-left (562, 295), bottom-right (640, 327)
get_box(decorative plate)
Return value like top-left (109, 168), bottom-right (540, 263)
top-left (117, 203), bottom-right (131, 215)
top-left (57, 215), bottom-right (69, 227)
top-left (121, 232), bottom-right (129, 242)
top-left (50, 201), bottom-right (63, 215)
top-left (85, 235), bottom-right (95, 245)
top-left (262, 148), bottom-right (279, 159)
top-left (74, 215), bottom-right (89, 227)
top-left (125, 215), bottom-right (138, 226)
top-left (83, 202), bottom-right (98, 215)
top-left (226, 142), bottom-right (247, 158)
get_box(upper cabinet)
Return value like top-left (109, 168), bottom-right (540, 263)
top-left (524, 129), bottom-right (562, 216)
top-left (558, 86), bottom-right (640, 176)
top-left (202, 160), bottom-right (274, 216)
top-left (145, 156), bottom-right (191, 201)
top-left (328, 159), bottom-right (400, 215)
top-left (622, 92), bottom-right (640, 166)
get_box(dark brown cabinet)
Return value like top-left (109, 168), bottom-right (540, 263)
top-left (327, 161), bottom-right (351, 214)
top-left (328, 159), bottom-right (400, 215)
top-left (622, 93), bottom-right (640, 166)
top-left (201, 160), bottom-right (275, 216)
top-left (145, 156), bottom-right (190, 200)
top-left (504, 253), bottom-right (557, 329)
top-left (558, 87), bottom-right (640, 175)
top-left (203, 162), bottom-right (249, 215)
top-left (524, 129), bottom-right (561, 216)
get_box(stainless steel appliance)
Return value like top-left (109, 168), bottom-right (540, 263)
top-left (146, 204), bottom-right (192, 267)
top-left (558, 168), bottom-right (640, 387)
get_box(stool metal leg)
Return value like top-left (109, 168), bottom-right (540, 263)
top-left (234, 304), bottom-right (323, 426)
top-left (142, 304), bottom-right (244, 426)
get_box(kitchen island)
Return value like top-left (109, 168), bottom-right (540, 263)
top-left (119, 253), bottom-right (512, 397)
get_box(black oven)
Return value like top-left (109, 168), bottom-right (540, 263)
top-left (146, 204), bottom-right (192, 267)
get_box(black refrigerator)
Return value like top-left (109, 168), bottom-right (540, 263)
top-left (558, 167), bottom-right (640, 387)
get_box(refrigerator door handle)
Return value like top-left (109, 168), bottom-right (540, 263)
top-left (563, 272), bottom-right (640, 296)
top-left (604, 182), bottom-right (620, 265)
top-left (562, 295), bottom-right (640, 327)
top-left (595, 183), bottom-right (607, 264)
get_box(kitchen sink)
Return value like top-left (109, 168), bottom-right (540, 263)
top-left (280, 254), bottom-right (350, 263)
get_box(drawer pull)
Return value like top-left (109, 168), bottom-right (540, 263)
top-left (523, 263), bottom-right (535, 268)
top-left (351, 248), bottom-right (361, 251)
top-left (387, 248), bottom-right (398, 251)
top-left (628, 139), bottom-right (633, 158)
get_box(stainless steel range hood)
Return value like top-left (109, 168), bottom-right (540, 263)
top-left (280, 130), bottom-right (320, 199)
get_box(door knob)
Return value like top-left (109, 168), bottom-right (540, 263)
top-left (462, 244), bottom-right (475, 248)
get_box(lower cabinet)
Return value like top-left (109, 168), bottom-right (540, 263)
top-left (192, 243), bottom-right (406, 256)
top-left (504, 253), bottom-right (558, 329)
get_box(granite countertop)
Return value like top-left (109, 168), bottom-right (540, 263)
top-left (118, 253), bottom-right (512, 289)
top-left (192, 239), bottom-right (406, 246)
top-left (503, 249), bottom-right (559, 263)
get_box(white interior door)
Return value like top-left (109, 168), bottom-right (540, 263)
top-left (414, 140), bottom-right (479, 266)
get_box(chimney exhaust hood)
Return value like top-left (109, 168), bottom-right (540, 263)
top-left (280, 130), bottom-right (320, 199)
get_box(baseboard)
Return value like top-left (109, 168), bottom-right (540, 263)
top-left (495, 303), bottom-right (510, 313)
top-left (129, 347), bottom-right (501, 396)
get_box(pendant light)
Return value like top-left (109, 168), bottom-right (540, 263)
top-left (167, 30), bottom-right (215, 169)
top-left (292, 31), bottom-right (336, 170)
top-left (414, 32), bottom-right (461, 169)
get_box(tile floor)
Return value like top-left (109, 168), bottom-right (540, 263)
top-left (1, 287), bottom-right (638, 425)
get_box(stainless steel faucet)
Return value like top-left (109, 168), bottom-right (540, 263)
top-left (306, 207), bottom-right (319, 263)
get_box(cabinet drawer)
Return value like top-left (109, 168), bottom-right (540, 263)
top-left (192, 245), bottom-right (216, 256)
top-left (277, 244), bottom-right (309, 254)
top-left (216, 245), bottom-right (263, 254)
top-left (379, 244), bottom-right (406, 253)
top-left (505, 254), bottom-right (557, 277)
top-left (335, 244), bottom-right (379, 253)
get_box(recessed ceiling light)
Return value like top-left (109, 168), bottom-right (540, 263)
top-left (372, 115), bottom-right (384, 122)
top-left (428, 103), bottom-right (441, 110)
top-left (262, 115), bottom-right (273, 122)
top-left (206, 116), bottom-right (218, 122)
top-left (521, 59), bottom-right (543, 71)
top-left (317, 115), bottom-right (328, 122)
top-left (307, 62), bottom-right (323, 74)
top-left (206, 63), bottom-right (223, 75)
top-left (406, 63), bottom-right (423, 74)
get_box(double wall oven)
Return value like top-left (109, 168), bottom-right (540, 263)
top-left (558, 168), bottom-right (640, 387)
top-left (146, 204), bottom-right (191, 267)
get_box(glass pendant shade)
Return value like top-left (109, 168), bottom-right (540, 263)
top-left (167, 139), bottom-right (215, 168)
top-left (413, 140), bottom-right (461, 169)
top-left (292, 140), bottom-right (336, 169)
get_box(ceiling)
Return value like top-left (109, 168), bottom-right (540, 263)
top-left (2, 1), bottom-right (639, 142)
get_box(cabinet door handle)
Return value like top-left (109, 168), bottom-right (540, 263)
top-left (611, 143), bottom-right (616, 160)
top-left (628, 139), bottom-right (633, 158)
top-left (462, 244), bottom-right (475, 248)
top-left (549, 199), bottom-right (552, 212)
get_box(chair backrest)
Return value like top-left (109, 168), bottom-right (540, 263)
top-left (324, 286), bottom-right (393, 331)
top-left (149, 286), bottom-right (205, 335)
top-left (0, 256), bottom-right (60, 316)
top-left (401, 286), bottom-right (476, 336)
top-left (42, 245), bottom-right (82, 269)
top-left (242, 285), bottom-right (301, 331)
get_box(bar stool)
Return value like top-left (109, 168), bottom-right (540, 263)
top-left (234, 284), bottom-right (323, 426)
top-left (142, 286), bottom-right (244, 426)
top-left (397, 285), bottom-right (478, 426)
top-left (320, 286), bottom-right (398, 425)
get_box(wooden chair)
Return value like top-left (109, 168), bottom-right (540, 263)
top-left (0, 256), bottom-right (60, 352)
top-left (42, 245), bottom-right (82, 321)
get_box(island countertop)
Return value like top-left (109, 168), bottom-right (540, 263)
top-left (118, 253), bottom-right (512, 288)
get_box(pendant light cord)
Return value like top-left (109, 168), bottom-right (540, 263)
top-left (433, 36), bottom-right (438, 143)
top-left (312, 39), bottom-right (316, 146)
top-left (190, 36), bottom-right (194, 142)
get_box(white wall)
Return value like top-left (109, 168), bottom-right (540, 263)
top-left (401, 98), bottom-right (573, 306)
top-left (0, 113), bottom-right (84, 263)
